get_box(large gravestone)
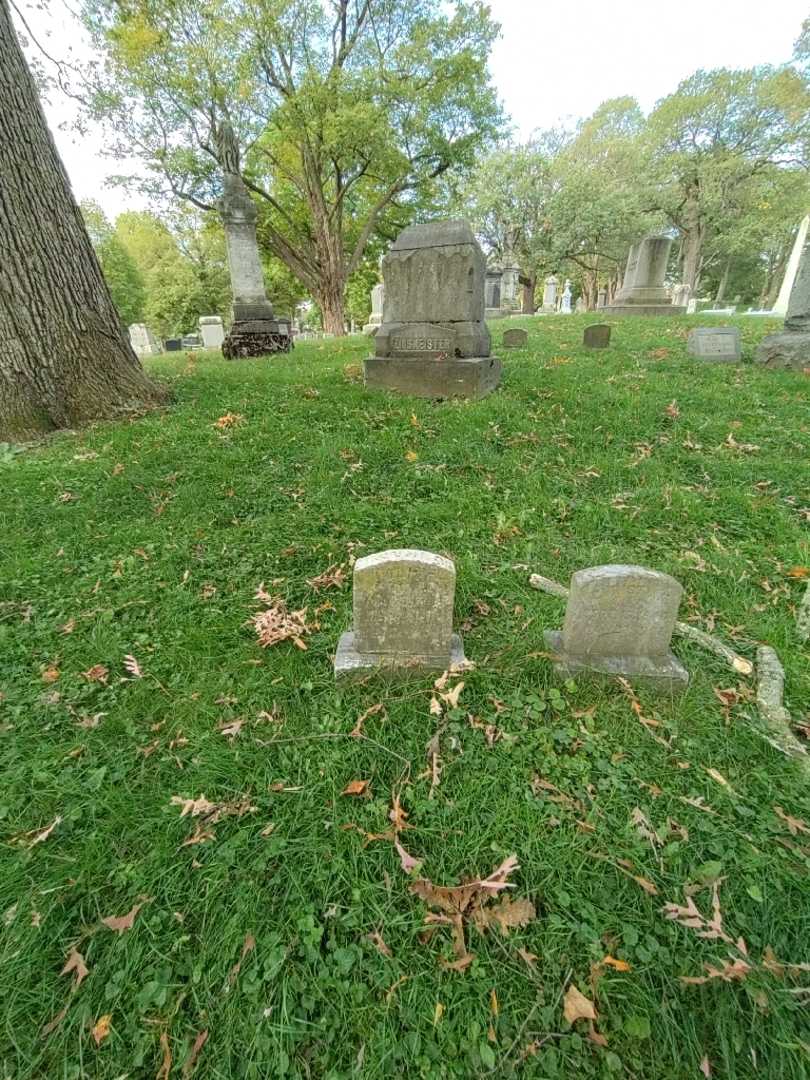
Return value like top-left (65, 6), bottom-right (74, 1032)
top-left (687, 326), bottom-right (741, 363)
top-left (755, 228), bottom-right (810, 371)
top-left (199, 316), bottom-right (225, 349)
top-left (541, 275), bottom-right (558, 313)
top-left (544, 565), bottom-right (689, 692)
top-left (365, 221), bottom-right (502, 398)
top-left (606, 236), bottom-right (685, 316)
top-left (583, 324), bottom-right (611, 349)
top-left (334, 549), bottom-right (465, 678)
top-left (363, 284), bottom-right (384, 335)
top-left (774, 215), bottom-right (810, 316)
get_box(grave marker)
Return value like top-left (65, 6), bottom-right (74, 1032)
top-left (503, 327), bottom-right (528, 348)
top-left (687, 327), bottom-right (741, 362)
top-left (583, 324), bottom-right (611, 349)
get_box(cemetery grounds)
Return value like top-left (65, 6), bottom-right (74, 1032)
top-left (1, 314), bottom-right (808, 1079)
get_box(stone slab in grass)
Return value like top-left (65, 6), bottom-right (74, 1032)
top-left (503, 327), bottom-right (528, 348)
top-left (544, 564), bottom-right (689, 692)
top-left (687, 326), bottom-right (741, 363)
top-left (583, 324), bottom-right (611, 349)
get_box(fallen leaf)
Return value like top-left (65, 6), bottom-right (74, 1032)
top-left (228, 933), bottom-right (256, 985)
top-left (123, 654), bottom-right (143, 678)
top-left (21, 816), bottom-right (62, 848)
top-left (395, 838), bottom-right (421, 873)
top-left (182, 1029), bottom-right (208, 1077)
top-left (156, 1030), bottom-right (172, 1080)
top-left (42, 666), bottom-right (60, 683)
top-left (700, 1055), bottom-right (712, 1077)
top-left (61, 947), bottom-right (89, 987)
top-left (101, 899), bottom-right (148, 934)
top-left (41, 1005), bottom-right (69, 1038)
top-left (342, 779), bottom-right (371, 797)
top-left (517, 947), bottom-right (538, 970)
top-left (439, 682), bottom-right (465, 709)
top-left (351, 702), bottom-right (384, 739)
top-left (218, 718), bottom-right (244, 739)
top-left (433, 1001), bottom-right (445, 1026)
top-left (367, 930), bottom-right (392, 958)
top-left (92, 1014), bottom-right (112, 1046)
top-left (404, 450), bottom-right (418, 462)
top-left (250, 595), bottom-right (311, 650)
top-left (306, 564), bottom-right (347, 591)
top-left (774, 805), bottom-right (810, 836)
top-left (602, 954), bottom-right (632, 972)
top-left (479, 895), bottom-right (536, 935)
top-left (563, 984), bottom-right (597, 1024)
top-left (82, 664), bottom-right (109, 684)
top-left (705, 767), bottom-right (733, 790)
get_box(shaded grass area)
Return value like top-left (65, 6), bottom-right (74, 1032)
top-left (1, 314), bottom-right (808, 1079)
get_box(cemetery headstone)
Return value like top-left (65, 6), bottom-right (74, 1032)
top-left (199, 316), bottom-right (225, 349)
top-left (365, 220), bottom-right (502, 398)
top-left (774, 214), bottom-right (810, 316)
top-left (541, 275), bottom-right (558, 313)
top-left (583, 324), bottom-right (611, 349)
top-left (544, 564), bottom-right (689, 692)
top-left (687, 326), bottom-right (741, 362)
top-left (575, 297), bottom-right (587, 314)
top-left (596, 288), bottom-right (607, 309)
top-left (485, 269), bottom-right (503, 317)
top-left (503, 327), bottom-right (528, 348)
top-left (334, 549), bottom-right (465, 678)
top-left (560, 281), bottom-right (573, 314)
top-left (363, 284), bottom-right (384, 335)
top-left (606, 236), bottom-right (685, 315)
top-left (671, 283), bottom-right (691, 309)
top-left (128, 324), bottom-right (161, 357)
top-left (756, 226), bottom-right (810, 370)
top-left (164, 338), bottom-right (182, 352)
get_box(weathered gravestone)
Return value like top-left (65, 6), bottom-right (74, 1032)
top-left (755, 226), bottom-right (810, 371)
top-left (363, 284), bottom-right (384, 335)
top-left (199, 316), bottom-right (225, 349)
top-left (606, 236), bottom-right (685, 316)
top-left (128, 324), bottom-right (161, 357)
top-left (503, 327), bottom-right (528, 348)
top-left (560, 281), bottom-right (573, 314)
top-left (544, 564), bottom-right (689, 692)
top-left (583, 324), bottom-right (611, 349)
top-left (541, 275), bottom-right (558, 313)
top-left (365, 221), bottom-right (502, 398)
top-left (687, 326), bottom-right (741, 363)
top-left (774, 215), bottom-right (810, 316)
top-left (596, 288), bottom-right (607, 309)
top-left (334, 549), bottom-right (465, 678)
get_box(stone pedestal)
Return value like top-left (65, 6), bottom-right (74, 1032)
top-left (365, 220), bottom-right (501, 399)
top-left (335, 550), bottom-right (466, 679)
top-left (606, 236), bottom-right (685, 316)
top-left (544, 565), bottom-right (689, 692)
top-left (363, 283), bottom-right (384, 335)
top-left (756, 226), bottom-right (810, 371)
top-left (219, 175), bottom-right (291, 357)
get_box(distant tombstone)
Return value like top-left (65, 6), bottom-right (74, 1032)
top-left (485, 269), bottom-right (503, 316)
top-left (774, 215), bottom-right (810, 316)
top-left (365, 220), bottom-right (502, 398)
top-left (596, 289), bottom-right (607, 309)
top-left (544, 565), bottom-right (689, 692)
top-left (606, 236), bottom-right (684, 315)
top-left (164, 338), bottom-right (182, 352)
top-left (541, 274), bottom-right (558, 313)
top-left (363, 283), bottom-right (385, 335)
top-left (334, 549), bottom-right (465, 678)
top-left (199, 315), bottom-right (225, 349)
top-left (560, 281), bottom-right (572, 314)
top-left (128, 323), bottom-right (161, 357)
top-left (671, 283), bottom-right (691, 309)
top-left (686, 324), bottom-right (743, 362)
top-left (503, 327), bottom-right (528, 348)
top-left (575, 297), bottom-right (586, 314)
top-left (756, 225), bottom-right (810, 370)
top-left (686, 298), bottom-right (698, 315)
top-left (583, 324), bottom-right (611, 349)
top-left (687, 326), bottom-right (741, 363)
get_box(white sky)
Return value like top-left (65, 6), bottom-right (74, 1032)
top-left (15, 0), bottom-right (808, 220)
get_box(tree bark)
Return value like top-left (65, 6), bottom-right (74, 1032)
top-left (521, 273), bottom-right (536, 314)
top-left (714, 259), bottom-right (730, 304)
top-left (680, 189), bottom-right (705, 293)
top-left (0, 0), bottom-right (166, 441)
top-left (315, 275), bottom-right (347, 335)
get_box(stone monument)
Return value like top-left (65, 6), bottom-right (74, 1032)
top-left (363, 284), bottom-right (384, 335)
top-left (583, 324), bottom-right (611, 349)
top-left (503, 327), bottom-right (528, 348)
top-left (687, 327), bottom-right (741, 363)
top-left (541, 275), bottom-right (558, 313)
top-left (560, 281), bottom-right (573, 314)
top-left (606, 236), bottom-right (685, 316)
top-left (544, 564), bottom-right (689, 692)
top-left (128, 324), bottom-right (161, 357)
top-left (671, 283), bottom-right (691, 310)
top-left (199, 316), bottom-right (225, 349)
top-left (334, 549), bottom-right (466, 678)
top-left (774, 215), bottom-right (810, 316)
top-left (365, 220), bottom-right (502, 398)
top-left (596, 288), bottom-right (607, 309)
top-left (216, 122), bottom-right (291, 358)
top-left (756, 227), bottom-right (810, 370)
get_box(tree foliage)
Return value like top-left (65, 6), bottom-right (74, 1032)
top-left (81, 199), bottom-right (146, 325)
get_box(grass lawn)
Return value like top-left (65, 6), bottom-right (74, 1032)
top-left (1, 314), bottom-right (809, 1079)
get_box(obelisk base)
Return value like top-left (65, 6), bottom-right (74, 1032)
top-left (754, 331), bottom-right (810, 371)
top-left (222, 309), bottom-right (292, 359)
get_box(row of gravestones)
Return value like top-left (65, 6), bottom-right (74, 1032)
top-left (334, 550), bottom-right (688, 693)
top-left (500, 323), bottom-right (744, 360)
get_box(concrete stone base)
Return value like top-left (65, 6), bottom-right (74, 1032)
top-left (754, 331), bottom-right (810, 371)
top-left (543, 630), bottom-right (689, 693)
top-left (604, 304), bottom-right (686, 317)
top-left (364, 355), bottom-right (502, 399)
top-left (222, 319), bottom-right (292, 359)
top-left (334, 631), bottom-right (466, 680)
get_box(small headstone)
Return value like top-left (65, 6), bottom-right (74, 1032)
top-left (560, 281), bottom-right (573, 314)
top-left (128, 323), bottom-right (161, 357)
top-left (199, 315), bottom-right (225, 349)
top-left (596, 288), bottom-right (607, 309)
top-left (583, 324), bottom-right (611, 349)
top-left (541, 274), bottom-right (558, 313)
top-left (687, 326), bottom-right (741, 363)
top-left (164, 338), bottom-right (182, 352)
top-left (334, 549), bottom-right (465, 678)
top-left (544, 564), bottom-right (689, 692)
top-left (363, 283), bottom-right (384, 335)
top-left (503, 327), bottom-right (528, 348)
top-left (575, 297), bottom-right (586, 314)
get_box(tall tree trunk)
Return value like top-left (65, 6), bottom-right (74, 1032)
top-left (0, 0), bottom-right (165, 441)
top-left (714, 259), bottom-right (731, 304)
top-left (681, 190), bottom-right (705, 293)
top-left (316, 276), bottom-right (347, 336)
top-left (521, 273), bottom-right (536, 314)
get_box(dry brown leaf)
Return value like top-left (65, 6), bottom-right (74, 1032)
top-left (82, 664), bottom-right (109, 683)
top-left (367, 930), bottom-right (392, 958)
top-left (101, 899), bottom-right (148, 934)
top-left (517, 947), bottom-right (538, 970)
top-left (92, 1014), bottom-right (112, 1046)
top-left (306, 564), bottom-right (347, 591)
top-left (250, 595), bottom-right (311, 650)
top-left (61, 947), bottom-right (89, 987)
top-left (631, 807), bottom-right (662, 847)
top-left (774, 806), bottom-right (810, 836)
top-left (42, 666), bottom-right (60, 683)
top-left (681, 957), bottom-right (751, 984)
top-left (563, 984), bottom-right (597, 1024)
top-left (602, 955), bottom-right (632, 972)
top-left (705, 767), bottom-right (733, 791)
top-left (440, 682), bottom-right (465, 710)
top-left (429, 695), bottom-right (443, 717)
top-left (41, 1005), bottom-right (69, 1038)
top-left (23, 815), bottom-right (62, 848)
top-left (394, 838), bottom-right (421, 873)
top-left (700, 1054), bottom-right (712, 1078)
top-left (351, 702), bottom-right (384, 739)
top-left (479, 895), bottom-right (536, 935)
top-left (439, 953), bottom-right (474, 973)
top-left (123, 654), bottom-right (143, 678)
top-left (228, 933), bottom-right (256, 985)
top-left (156, 1030), bottom-right (172, 1080)
top-left (182, 1029), bottom-right (208, 1078)
top-left (218, 718), bottom-right (244, 739)
top-left (213, 412), bottom-right (243, 429)
top-left (171, 795), bottom-right (218, 818)
top-left (342, 779), bottom-right (370, 797)
top-left (389, 793), bottom-right (410, 832)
